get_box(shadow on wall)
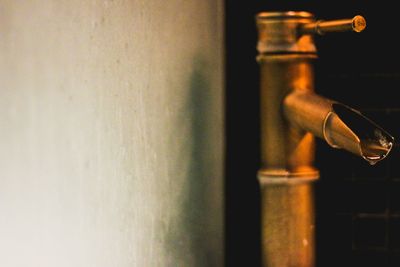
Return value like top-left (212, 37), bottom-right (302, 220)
top-left (165, 56), bottom-right (221, 267)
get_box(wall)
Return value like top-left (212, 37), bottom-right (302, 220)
top-left (0, 1), bottom-right (224, 266)
top-left (313, 3), bottom-right (400, 266)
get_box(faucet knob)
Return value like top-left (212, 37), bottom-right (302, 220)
top-left (300, 15), bottom-right (366, 35)
top-left (256, 12), bottom-right (366, 55)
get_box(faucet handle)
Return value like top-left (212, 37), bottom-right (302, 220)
top-left (300, 15), bottom-right (366, 35)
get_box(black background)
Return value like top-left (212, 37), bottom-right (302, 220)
top-left (225, 1), bottom-right (400, 266)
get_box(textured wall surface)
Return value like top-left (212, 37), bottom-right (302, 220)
top-left (0, 1), bottom-right (224, 266)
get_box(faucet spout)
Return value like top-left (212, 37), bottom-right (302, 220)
top-left (283, 91), bottom-right (394, 164)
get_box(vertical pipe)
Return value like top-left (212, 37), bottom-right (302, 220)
top-left (259, 56), bottom-right (318, 174)
top-left (256, 12), bottom-right (319, 267)
top-left (258, 55), bottom-right (318, 267)
top-left (259, 178), bottom-right (316, 267)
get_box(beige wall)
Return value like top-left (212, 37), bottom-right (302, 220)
top-left (0, 1), bottom-right (224, 266)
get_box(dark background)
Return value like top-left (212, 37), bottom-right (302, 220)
top-left (225, 1), bottom-right (400, 266)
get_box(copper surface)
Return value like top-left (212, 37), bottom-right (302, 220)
top-left (256, 11), bottom-right (371, 267)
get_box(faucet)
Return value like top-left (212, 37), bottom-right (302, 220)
top-left (256, 12), bottom-right (394, 267)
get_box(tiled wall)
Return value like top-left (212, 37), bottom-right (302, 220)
top-left (312, 5), bottom-right (400, 264)
top-left (316, 76), bottom-right (400, 267)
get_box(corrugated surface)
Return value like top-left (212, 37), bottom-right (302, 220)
top-left (0, 1), bottom-right (224, 266)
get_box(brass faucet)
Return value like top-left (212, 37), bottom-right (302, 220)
top-left (256, 12), bottom-right (393, 267)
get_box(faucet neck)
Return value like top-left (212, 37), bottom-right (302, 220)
top-left (259, 54), bottom-right (318, 176)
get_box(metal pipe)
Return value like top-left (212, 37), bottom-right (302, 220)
top-left (259, 177), bottom-right (315, 267)
top-left (255, 11), bottom-right (393, 267)
top-left (258, 52), bottom-right (319, 267)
